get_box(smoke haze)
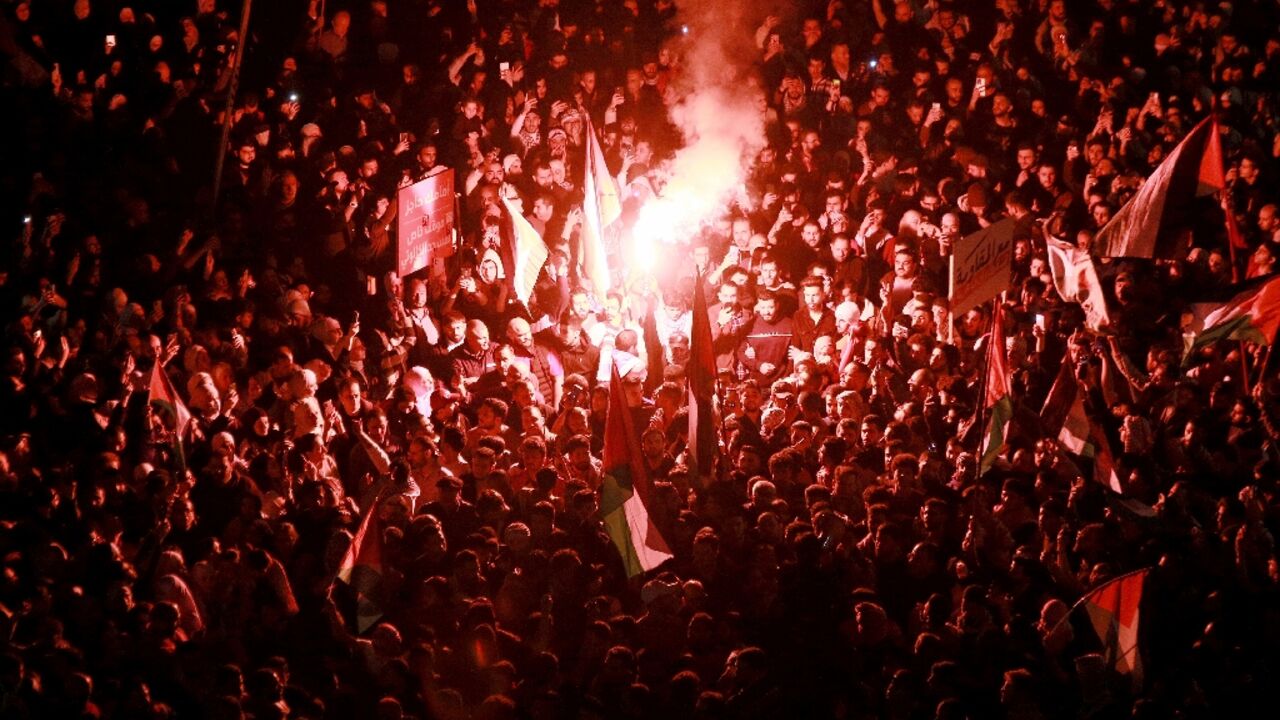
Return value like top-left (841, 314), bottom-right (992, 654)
top-left (631, 0), bottom-right (767, 250)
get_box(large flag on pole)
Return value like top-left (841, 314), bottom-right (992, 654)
top-left (149, 362), bottom-right (192, 470)
top-left (500, 195), bottom-right (549, 304)
top-left (581, 120), bottom-right (622, 295)
top-left (980, 303), bottom-right (1012, 472)
top-left (1096, 116), bottom-right (1225, 259)
top-left (1183, 274), bottom-right (1280, 358)
top-left (600, 363), bottom-right (673, 577)
top-left (1080, 569), bottom-right (1149, 688)
top-left (687, 272), bottom-right (717, 485)
top-left (336, 498), bottom-right (386, 633)
top-left (1046, 239), bottom-right (1111, 332)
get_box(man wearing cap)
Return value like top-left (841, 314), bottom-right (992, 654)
top-left (546, 127), bottom-right (569, 161)
top-left (418, 474), bottom-right (477, 549)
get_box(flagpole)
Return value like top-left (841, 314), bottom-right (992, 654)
top-left (1209, 113), bottom-right (1254, 381)
top-left (973, 301), bottom-right (996, 455)
top-left (1238, 341), bottom-right (1252, 389)
top-left (1211, 117), bottom-right (1241, 283)
top-left (1256, 343), bottom-right (1275, 395)
top-left (210, 0), bottom-right (255, 214)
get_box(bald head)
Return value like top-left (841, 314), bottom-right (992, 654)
top-left (466, 321), bottom-right (490, 352)
top-left (507, 317), bottom-right (533, 349)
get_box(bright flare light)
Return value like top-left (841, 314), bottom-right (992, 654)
top-left (621, 2), bottom-right (764, 284)
top-left (631, 90), bottom-right (763, 251)
top-left (628, 227), bottom-right (659, 275)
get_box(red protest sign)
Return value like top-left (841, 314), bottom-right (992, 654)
top-left (397, 170), bottom-right (456, 277)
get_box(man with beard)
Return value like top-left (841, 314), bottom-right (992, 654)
top-left (737, 291), bottom-right (794, 384)
top-left (710, 282), bottom-right (752, 371)
top-left (791, 277), bottom-right (837, 355)
top-left (562, 434), bottom-right (601, 489)
top-left (396, 279), bottom-right (439, 365)
top-left (641, 427), bottom-right (675, 481)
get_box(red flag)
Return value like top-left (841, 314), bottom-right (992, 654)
top-left (1080, 569), bottom-right (1149, 688)
top-left (980, 304), bottom-right (1012, 472)
top-left (1209, 117), bottom-right (1250, 279)
top-left (600, 364), bottom-right (673, 577)
top-left (1096, 117), bottom-right (1225, 259)
top-left (337, 503), bottom-right (385, 633)
top-left (687, 272), bottom-right (717, 483)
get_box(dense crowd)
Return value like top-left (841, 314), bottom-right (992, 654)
top-left (3, 0), bottom-right (1280, 718)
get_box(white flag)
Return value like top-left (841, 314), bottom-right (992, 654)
top-left (500, 195), bottom-right (549, 304)
top-left (581, 120), bottom-right (621, 295)
top-left (1047, 238), bottom-right (1111, 332)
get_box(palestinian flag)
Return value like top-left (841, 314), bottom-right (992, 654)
top-left (336, 500), bottom-right (386, 633)
top-left (581, 118), bottom-right (622, 295)
top-left (500, 194), bottom-right (549, 305)
top-left (1040, 357), bottom-right (1123, 493)
top-left (979, 303), bottom-right (1012, 472)
top-left (1184, 274), bottom-right (1280, 358)
top-left (687, 271), bottom-right (717, 485)
top-left (600, 364), bottom-right (673, 577)
top-left (148, 362), bottom-right (192, 471)
top-left (1096, 116), bottom-right (1226, 259)
top-left (1079, 569), bottom-right (1149, 688)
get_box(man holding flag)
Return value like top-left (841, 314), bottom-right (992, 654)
top-left (600, 363), bottom-right (673, 578)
